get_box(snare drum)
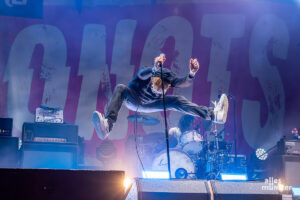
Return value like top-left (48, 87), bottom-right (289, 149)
top-left (152, 149), bottom-right (196, 179)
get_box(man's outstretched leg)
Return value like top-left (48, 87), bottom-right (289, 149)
top-left (139, 94), bottom-right (229, 124)
top-left (92, 111), bottom-right (110, 140)
top-left (92, 84), bottom-right (138, 139)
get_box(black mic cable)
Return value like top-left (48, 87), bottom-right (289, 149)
top-left (133, 106), bottom-right (146, 177)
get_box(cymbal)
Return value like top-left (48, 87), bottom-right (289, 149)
top-left (143, 132), bottom-right (178, 148)
top-left (127, 114), bottom-right (160, 126)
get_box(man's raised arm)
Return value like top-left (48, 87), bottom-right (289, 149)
top-left (172, 58), bottom-right (199, 88)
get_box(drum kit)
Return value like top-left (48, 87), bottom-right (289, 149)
top-left (127, 114), bottom-right (238, 180)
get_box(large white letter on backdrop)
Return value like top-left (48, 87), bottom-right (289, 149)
top-left (201, 14), bottom-right (245, 101)
top-left (4, 24), bottom-right (69, 132)
top-left (76, 24), bottom-right (108, 140)
top-left (109, 20), bottom-right (137, 140)
top-left (140, 16), bottom-right (193, 133)
top-left (242, 15), bottom-right (289, 149)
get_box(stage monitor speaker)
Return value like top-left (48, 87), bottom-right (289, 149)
top-left (211, 180), bottom-right (282, 200)
top-left (22, 142), bottom-right (77, 169)
top-left (0, 136), bottom-right (19, 168)
top-left (126, 179), bottom-right (210, 200)
top-left (0, 168), bottom-right (124, 200)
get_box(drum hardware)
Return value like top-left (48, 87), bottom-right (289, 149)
top-left (175, 168), bottom-right (188, 179)
top-left (127, 114), bottom-right (162, 174)
top-left (167, 124), bottom-right (232, 180)
top-left (197, 124), bottom-right (236, 180)
top-left (147, 121), bottom-right (246, 181)
top-left (127, 114), bottom-right (160, 126)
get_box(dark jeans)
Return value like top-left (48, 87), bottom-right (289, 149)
top-left (105, 84), bottom-right (214, 127)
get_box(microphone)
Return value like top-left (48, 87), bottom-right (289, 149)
top-left (156, 53), bottom-right (166, 68)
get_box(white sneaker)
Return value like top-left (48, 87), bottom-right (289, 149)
top-left (92, 111), bottom-right (110, 140)
top-left (212, 94), bottom-right (229, 124)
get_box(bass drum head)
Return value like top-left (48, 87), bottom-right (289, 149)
top-left (152, 149), bottom-right (195, 179)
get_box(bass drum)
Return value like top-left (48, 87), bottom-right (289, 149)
top-left (152, 149), bottom-right (196, 179)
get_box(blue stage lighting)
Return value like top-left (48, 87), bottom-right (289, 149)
top-left (220, 173), bottom-right (248, 181)
top-left (292, 187), bottom-right (300, 196)
top-left (142, 171), bottom-right (170, 179)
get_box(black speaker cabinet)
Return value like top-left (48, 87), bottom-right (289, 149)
top-left (127, 179), bottom-right (210, 200)
top-left (0, 136), bottom-right (19, 168)
top-left (21, 142), bottom-right (77, 169)
top-left (0, 118), bottom-right (13, 136)
top-left (0, 168), bottom-right (124, 200)
top-left (268, 155), bottom-right (300, 187)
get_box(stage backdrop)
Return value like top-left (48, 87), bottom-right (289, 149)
top-left (0, 0), bottom-right (300, 177)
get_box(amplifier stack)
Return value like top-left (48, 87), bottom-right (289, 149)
top-left (267, 137), bottom-right (300, 187)
top-left (278, 138), bottom-right (300, 155)
top-left (21, 122), bottom-right (79, 169)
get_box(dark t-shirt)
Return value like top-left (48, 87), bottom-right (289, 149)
top-left (128, 66), bottom-right (192, 104)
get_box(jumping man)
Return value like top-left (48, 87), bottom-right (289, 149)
top-left (92, 55), bottom-right (229, 139)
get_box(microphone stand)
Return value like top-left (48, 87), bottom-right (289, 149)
top-left (160, 63), bottom-right (171, 179)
